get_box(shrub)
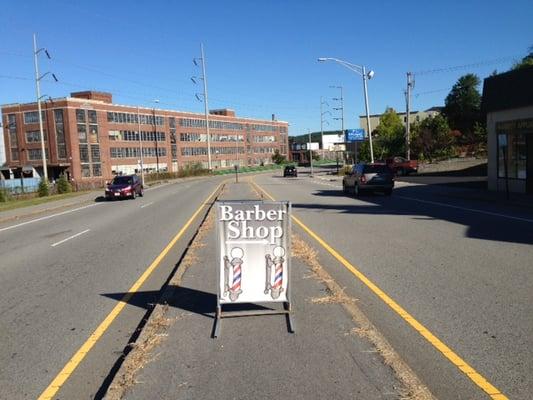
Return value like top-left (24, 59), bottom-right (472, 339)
top-left (38, 179), bottom-right (49, 197)
top-left (56, 174), bottom-right (72, 194)
top-left (0, 189), bottom-right (9, 202)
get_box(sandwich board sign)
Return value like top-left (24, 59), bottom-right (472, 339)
top-left (214, 200), bottom-right (294, 337)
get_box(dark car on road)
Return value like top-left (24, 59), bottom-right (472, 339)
top-left (105, 175), bottom-right (144, 200)
top-left (283, 165), bottom-right (298, 177)
top-left (343, 163), bottom-right (394, 196)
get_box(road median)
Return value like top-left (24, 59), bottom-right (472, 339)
top-left (104, 180), bottom-right (431, 400)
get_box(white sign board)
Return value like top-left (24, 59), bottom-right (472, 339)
top-left (216, 201), bottom-right (291, 304)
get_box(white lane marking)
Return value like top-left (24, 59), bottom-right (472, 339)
top-left (51, 229), bottom-right (90, 247)
top-left (140, 202), bottom-right (154, 209)
top-left (395, 195), bottom-right (533, 223)
top-left (0, 203), bottom-right (102, 233)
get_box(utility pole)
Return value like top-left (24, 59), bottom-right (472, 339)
top-left (320, 97), bottom-right (330, 157)
top-left (200, 44), bottom-right (212, 170)
top-left (405, 72), bottom-right (414, 160)
top-left (320, 96), bottom-right (324, 151)
top-left (33, 33), bottom-right (48, 182)
top-left (137, 106), bottom-right (145, 185)
top-left (331, 85), bottom-right (345, 163)
top-left (152, 103), bottom-right (160, 172)
top-left (308, 128), bottom-right (314, 177)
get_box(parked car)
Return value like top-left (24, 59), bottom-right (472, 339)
top-left (283, 165), bottom-right (298, 177)
top-left (342, 163), bottom-right (394, 196)
top-left (386, 156), bottom-right (418, 175)
top-left (105, 175), bottom-right (144, 200)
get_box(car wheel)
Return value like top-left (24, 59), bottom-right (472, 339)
top-left (397, 168), bottom-right (405, 176)
top-left (139, 187), bottom-right (144, 197)
top-left (131, 190), bottom-right (136, 199)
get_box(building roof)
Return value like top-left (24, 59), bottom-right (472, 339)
top-left (482, 66), bottom-right (533, 113)
top-left (359, 107), bottom-right (443, 118)
top-left (1, 91), bottom-right (288, 124)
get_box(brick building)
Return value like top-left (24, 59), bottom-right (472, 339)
top-left (1, 91), bottom-right (289, 187)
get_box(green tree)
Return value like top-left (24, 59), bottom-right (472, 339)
top-left (38, 179), bottom-right (49, 197)
top-left (443, 74), bottom-right (482, 142)
top-left (374, 107), bottom-right (405, 159)
top-left (512, 46), bottom-right (533, 70)
top-left (271, 149), bottom-right (286, 164)
top-left (412, 115), bottom-right (453, 162)
top-left (56, 174), bottom-right (72, 194)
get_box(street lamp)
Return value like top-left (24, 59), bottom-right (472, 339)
top-left (318, 57), bottom-right (376, 163)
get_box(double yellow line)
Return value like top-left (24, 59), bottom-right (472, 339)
top-left (38, 183), bottom-right (223, 400)
top-left (250, 179), bottom-right (508, 400)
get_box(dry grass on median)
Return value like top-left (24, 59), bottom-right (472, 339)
top-left (291, 232), bottom-right (435, 400)
top-left (105, 191), bottom-right (219, 400)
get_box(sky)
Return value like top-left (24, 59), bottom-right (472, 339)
top-left (1, 0), bottom-right (532, 137)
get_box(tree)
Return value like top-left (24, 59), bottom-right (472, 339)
top-left (512, 46), bottom-right (533, 70)
top-left (374, 107), bottom-right (405, 159)
top-left (443, 74), bottom-right (482, 142)
top-left (57, 174), bottom-right (72, 194)
top-left (411, 115), bottom-right (453, 162)
top-left (271, 149), bottom-right (286, 164)
top-left (38, 179), bottom-right (49, 197)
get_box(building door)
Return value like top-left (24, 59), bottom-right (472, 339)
top-left (527, 134), bottom-right (533, 194)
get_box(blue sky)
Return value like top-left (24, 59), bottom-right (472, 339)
top-left (1, 0), bottom-right (532, 136)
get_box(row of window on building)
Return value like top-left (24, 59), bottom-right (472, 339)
top-left (180, 146), bottom-right (275, 156)
top-left (107, 112), bottom-right (165, 126)
top-left (108, 130), bottom-right (166, 142)
top-left (110, 147), bottom-right (167, 158)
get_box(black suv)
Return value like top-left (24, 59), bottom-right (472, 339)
top-left (105, 175), bottom-right (144, 200)
top-left (283, 165), bottom-right (298, 177)
top-left (343, 163), bottom-right (394, 196)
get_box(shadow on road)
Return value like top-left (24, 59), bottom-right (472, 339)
top-left (300, 185), bottom-right (533, 245)
top-left (102, 286), bottom-right (273, 318)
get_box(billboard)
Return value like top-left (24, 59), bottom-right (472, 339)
top-left (345, 129), bottom-right (366, 142)
top-left (216, 201), bottom-right (291, 304)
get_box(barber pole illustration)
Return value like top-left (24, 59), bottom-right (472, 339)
top-left (264, 246), bottom-right (285, 300)
top-left (224, 247), bottom-right (244, 302)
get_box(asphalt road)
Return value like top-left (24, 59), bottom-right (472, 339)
top-left (0, 176), bottom-right (224, 400)
top-left (252, 169), bottom-right (533, 400)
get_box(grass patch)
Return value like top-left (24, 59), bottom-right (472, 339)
top-left (0, 191), bottom-right (88, 213)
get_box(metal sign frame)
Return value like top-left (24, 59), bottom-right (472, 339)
top-left (214, 200), bottom-right (294, 338)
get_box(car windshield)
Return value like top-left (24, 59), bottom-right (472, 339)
top-left (363, 165), bottom-right (391, 174)
top-left (112, 176), bottom-right (133, 185)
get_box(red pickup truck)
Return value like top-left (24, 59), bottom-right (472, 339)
top-left (386, 157), bottom-right (418, 175)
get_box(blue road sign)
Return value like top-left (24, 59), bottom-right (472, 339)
top-left (345, 129), bottom-right (366, 142)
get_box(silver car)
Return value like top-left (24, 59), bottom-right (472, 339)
top-left (342, 163), bottom-right (394, 196)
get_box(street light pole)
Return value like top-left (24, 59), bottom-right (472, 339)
top-left (137, 106), bottom-right (145, 185)
top-left (318, 57), bottom-right (375, 163)
top-left (200, 44), bottom-right (212, 170)
top-left (362, 66), bottom-right (374, 163)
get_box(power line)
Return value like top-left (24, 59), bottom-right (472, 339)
top-left (414, 56), bottom-right (517, 76)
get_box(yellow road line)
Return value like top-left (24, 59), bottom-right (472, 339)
top-left (38, 183), bottom-right (223, 400)
top-left (250, 179), bottom-right (508, 400)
